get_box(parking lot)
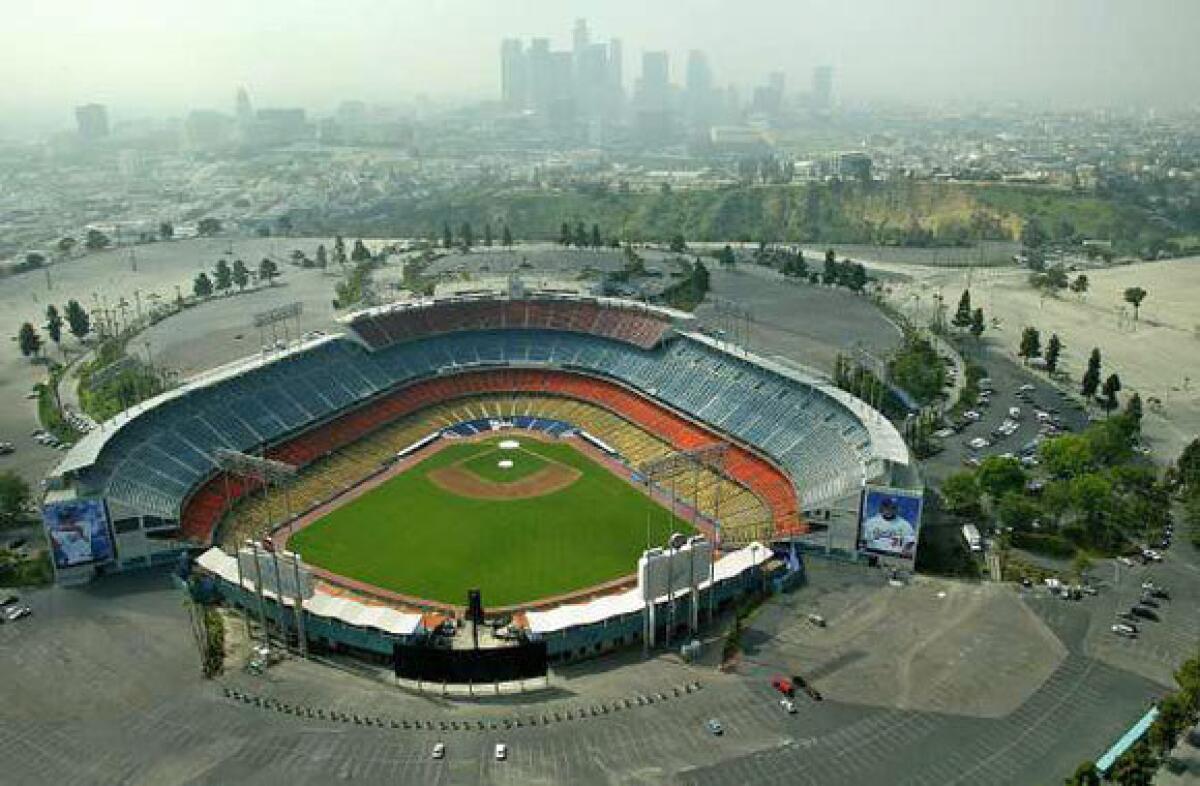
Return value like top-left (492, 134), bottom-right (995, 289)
top-left (923, 351), bottom-right (1092, 485)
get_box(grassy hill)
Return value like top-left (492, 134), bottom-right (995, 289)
top-left (303, 181), bottom-right (1170, 255)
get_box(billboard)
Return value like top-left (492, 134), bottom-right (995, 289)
top-left (858, 487), bottom-right (924, 560)
top-left (42, 498), bottom-right (115, 569)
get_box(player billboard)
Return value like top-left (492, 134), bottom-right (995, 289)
top-left (858, 487), bottom-right (923, 560)
top-left (42, 498), bottom-right (115, 570)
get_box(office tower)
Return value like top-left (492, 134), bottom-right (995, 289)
top-left (572, 18), bottom-right (589, 59)
top-left (608, 38), bottom-right (624, 97)
top-left (500, 38), bottom-right (528, 108)
top-left (528, 37), bottom-right (552, 113)
top-left (812, 65), bottom-right (833, 112)
top-left (638, 51), bottom-right (670, 109)
top-left (685, 50), bottom-right (715, 127)
top-left (75, 103), bottom-right (109, 141)
top-left (576, 43), bottom-right (610, 117)
top-left (235, 87), bottom-right (254, 125)
top-left (752, 71), bottom-right (786, 116)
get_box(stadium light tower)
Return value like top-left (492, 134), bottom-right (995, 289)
top-left (640, 443), bottom-right (728, 626)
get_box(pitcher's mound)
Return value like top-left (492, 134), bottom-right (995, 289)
top-left (427, 463), bottom-right (581, 500)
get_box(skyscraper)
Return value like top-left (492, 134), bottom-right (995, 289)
top-left (235, 87), bottom-right (254, 125)
top-left (638, 51), bottom-right (670, 109)
top-left (572, 18), bottom-right (589, 59)
top-left (685, 50), bottom-right (716, 128)
top-left (812, 66), bottom-right (833, 113)
top-left (608, 38), bottom-right (624, 97)
top-left (75, 103), bottom-right (109, 141)
top-left (500, 38), bottom-right (529, 109)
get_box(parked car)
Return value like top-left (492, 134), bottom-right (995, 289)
top-left (968, 437), bottom-right (991, 450)
top-left (494, 743), bottom-right (508, 761)
top-left (771, 676), bottom-right (795, 697)
top-left (431, 742), bottom-right (445, 760)
top-left (1130, 606), bottom-right (1159, 621)
top-left (1008, 407), bottom-right (1022, 419)
top-left (1111, 624), bottom-right (1137, 639)
top-left (780, 698), bottom-right (797, 714)
top-left (706, 719), bottom-right (724, 736)
top-left (0, 594), bottom-right (19, 607)
top-left (4, 606), bottom-right (30, 622)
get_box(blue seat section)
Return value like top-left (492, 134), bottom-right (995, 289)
top-left (93, 329), bottom-right (881, 519)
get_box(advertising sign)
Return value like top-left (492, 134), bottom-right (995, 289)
top-left (42, 499), bottom-right (115, 569)
top-left (858, 487), bottom-right (924, 560)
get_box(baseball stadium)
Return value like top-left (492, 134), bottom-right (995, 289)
top-left (42, 284), bottom-right (913, 669)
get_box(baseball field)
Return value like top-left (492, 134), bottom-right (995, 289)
top-left (288, 436), bottom-right (696, 606)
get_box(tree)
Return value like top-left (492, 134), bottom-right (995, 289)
top-left (847, 263), bottom-right (868, 292)
top-left (258, 258), bottom-right (278, 286)
top-left (0, 470), bottom-right (32, 526)
top-left (997, 491), bottom-right (1041, 531)
top-left (822, 249), bottom-right (838, 285)
top-left (16, 323), bottom-right (42, 358)
top-left (969, 307), bottom-right (985, 341)
top-left (669, 233), bottom-right (687, 253)
top-left (941, 472), bottom-right (981, 516)
top-left (484, 223), bottom-right (493, 247)
top-left (213, 259), bottom-right (232, 292)
top-left (351, 239), bottom-right (371, 262)
top-left (591, 223), bottom-right (602, 249)
top-left (1039, 434), bottom-right (1094, 479)
top-left (1101, 373), bottom-right (1122, 415)
top-left (1124, 392), bottom-right (1143, 432)
top-left (1064, 761), bottom-right (1101, 786)
top-left (56, 236), bottom-right (76, 256)
top-left (559, 222), bottom-right (572, 246)
top-left (977, 456), bottom-right (1026, 500)
top-left (1020, 217), bottom-right (1047, 249)
top-left (502, 224), bottom-right (513, 247)
top-left (1018, 326), bottom-right (1041, 363)
top-left (1123, 287), bottom-right (1147, 321)
top-left (459, 223), bottom-right (474, 249)
top-left (45, 305), bottom-right (63, 351)
top-left (1045, 333), bottom-right (1063, 373)
top-left (1081, 348), bottom-right (1102, 398)
top-left (1109, 739), bottom-right (1156, 786)
top-left (574, 222), bottom-right (588, 248)
top-left (64, 300), bottom-right (90, 340)
top-left (315, 244), bottom-right (327, 270)
top-left (442, 222), bottom-right (453, 249)
top-left (232, 259), bottom-right (249, 291)
top-left (193, 272), bottom-right (213, 298)
top-left (1070, 274), bottom-right (1089, 298)
top-left (952, 290), bottom-right (973, 330)
top-left (158, 221), bottom-right (174, 241)
top-left (718, 244), bottom-right (736, 267)
top-left (333, 235), bottom-right (347, 267)
top-left (197, 217), bottom-right (221, 237)
top-left (84, 228), bottom-right (110, 251)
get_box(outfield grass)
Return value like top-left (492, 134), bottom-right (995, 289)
top-left (461, 446), bottom-right (548, 483)
top-left (289, 437), bottom-right (695, 606)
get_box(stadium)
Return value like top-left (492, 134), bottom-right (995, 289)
top-left (42, 281), bottom-right (914, 670)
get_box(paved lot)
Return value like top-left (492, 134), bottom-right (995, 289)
top-left (0, 556), bottom-right (1183, 786)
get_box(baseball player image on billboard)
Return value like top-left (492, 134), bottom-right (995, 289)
top-left (858, 487), bottom-right (923, 560)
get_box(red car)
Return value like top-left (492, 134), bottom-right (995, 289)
top-left (771, 676), bottom-right (795, 697)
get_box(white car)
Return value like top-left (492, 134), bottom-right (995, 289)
top-left (1118, 556), bottom-right (1136, 567)
top-left (1142, 549), bottom-right (1163, 562)
top-left (968, 437), bottom-right (990, 450)
top-left (963, 410), bottom-right (982, 422)
top-left (1019, 384), bottom-right (1036, 392)
top-left (494, 743), bottom-right (507, 761)
top-left (1111, 624), bottom-right (1137, 639)
top-left (431, 742), bottom-right (445, 760)
top-left (1008, 407), bottom-right (1021, 419)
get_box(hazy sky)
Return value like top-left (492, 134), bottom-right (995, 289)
top-left (2, 0), bottom-right (1198, 132)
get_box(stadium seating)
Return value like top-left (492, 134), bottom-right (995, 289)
top-left (82, 301), bottom-right (896, 547)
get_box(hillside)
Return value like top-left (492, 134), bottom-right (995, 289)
top-left (299, 181), bottom-right (1172, 255)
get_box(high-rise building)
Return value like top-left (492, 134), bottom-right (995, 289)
top-left (572, 18), bottom-right (589, 59)
top-left (235, 87), bottom-right (254, 125)
top-left (638, 51), bottom-right (670, 109)
top-left (75, 103), bottom-right (109, 141)
top-left (812, 66), bottom-right (833, 112)
top-left (608, 38), bottom-right (624, 97)
top-left (527, 37), bottom-right (552, 113)
top-left (500, 38), bottom-right (528, 109)
top-left (685, 50), bottom-right (716, 128)
top-left (752, 71), bottom-right (786, 116)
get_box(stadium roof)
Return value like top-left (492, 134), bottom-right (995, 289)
top-left (338, 291), bottom-right (695, 327)
top-left (52, 334), bottom-right (343, 478)
top-left (195, 548), bottom-right (422, 637)
top-left (680, 331), bottom-right (910, 468)
top-left (524, 543), bottom-right (772, 635)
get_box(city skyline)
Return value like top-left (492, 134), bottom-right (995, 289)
top-left (4, 0), bottom-right (1200, 138)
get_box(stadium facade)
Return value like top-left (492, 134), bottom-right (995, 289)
top-left (42, 287), bottom-right (914, 661)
